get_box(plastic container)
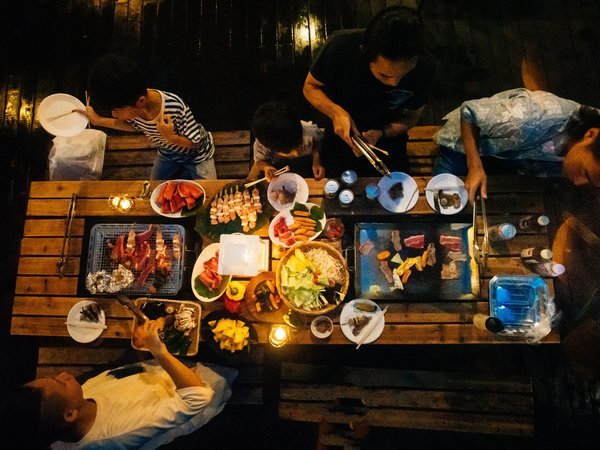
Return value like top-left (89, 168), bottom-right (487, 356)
top-left (341, 170), bottom-right (357, 187)
top-left (517, 215), bottom-right (550, 232)
top-left (324, 180), bottom-right (340, 199)
top-left (338, 189), bottom-right (355, 208)
top-left (521, 247), bottom-right (553, 264)
top-left (218, 233), bottom-right (261, 276)
top-left (488, 223), bottom-right (517, 241)
top-left (365, 183), bottom-right (381, 201)
top-left (489, 275), bottom-right (548, 334)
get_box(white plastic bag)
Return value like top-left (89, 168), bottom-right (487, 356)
top-left (48, 129), bottom-right (106, 180)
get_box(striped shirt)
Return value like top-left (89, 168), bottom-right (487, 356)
top-left (127, 90), bottom-right (214, 163)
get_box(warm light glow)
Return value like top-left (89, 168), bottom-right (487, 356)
top-left (108, 194), bottom-right (135, 213)
top-left (269, 325), bottom-right (290, 347)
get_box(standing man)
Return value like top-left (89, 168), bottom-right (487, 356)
top-left (303, 6), bottom-right (436, 176)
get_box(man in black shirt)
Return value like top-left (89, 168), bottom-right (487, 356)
top-left (304, 6), bottom-right (436, 176)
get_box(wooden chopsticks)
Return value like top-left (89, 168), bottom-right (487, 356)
top-left (244, 165), bottom-right (290, 188)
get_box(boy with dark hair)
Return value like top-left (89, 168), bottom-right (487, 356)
top-left (433, 89), bottom-right (600, 202)
top-left (81, 54), bottom-right (216, 180)
top-left (303, 6), bottom-right (436, 176)
top-left (0, 322), bottom-right (235, 450)
top-left (249, 101), bottom-right (325, 181)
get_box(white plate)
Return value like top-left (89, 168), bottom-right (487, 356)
top-left (340, 299), bottom-right (385, 345)
top-left (191, 243), bottom-right (231, 302)
top-left (425, 174), bottom-right (468, 215)
top-left (150, 180), bottom-right (205, 218)
top-left (66, 300), bottom-right (106, 343)
top-left (377, 172), bottom-right (419, 213)
top-left (38, 93), bottom-right (89, 137)
top-left (267, 172), bottom-right (309, 211)
top-left (268, 202), bottom-right (326, 248)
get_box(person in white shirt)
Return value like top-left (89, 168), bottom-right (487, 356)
top-left (0, 321), bottom-right (236, 450)
top-left (249, 101), bottom-right (325, 182)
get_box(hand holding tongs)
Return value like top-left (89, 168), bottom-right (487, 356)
top-left (351, 135), bottom-right (391, 177)
top-left (472, 194), bottom-right (489, 276)
top-left (116, 294), bottom-right (149, 323)
top-left (57, 194), bottom-right (77, 277)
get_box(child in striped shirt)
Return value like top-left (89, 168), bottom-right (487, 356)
top-left (82, 55), bottom-right (216, 180)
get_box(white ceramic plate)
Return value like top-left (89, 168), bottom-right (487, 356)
top-left (340, 299), bottom-right (385, 345)
top-left (191, 243), bottom-right (232, 302)
top-left (267, 172), bottom-right (309, 211)
top-left (150, 180), bottom-right (205, 218)
top-left (425, 174), bottom-right (468, 215)
top-left (66, 300), bottom-right (106, 343)
top-left (38, 93), bottom-right (89, 137)
top-left (377, 172), bottom-right (419, 213)
top-left (268, 202), bottom-right (326, 248)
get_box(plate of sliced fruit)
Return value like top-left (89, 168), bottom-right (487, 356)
top-left (244, 272), bottom-right (286, 322)
top-left (151, 180), bottom-right (205, 218)
top-left (268, 202), bottom-right (326, 248)
top-left (201, 310), bottom-right (258, 363)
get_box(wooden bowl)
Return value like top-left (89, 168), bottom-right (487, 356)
top-left (275, 241), bottom-right (349, 316)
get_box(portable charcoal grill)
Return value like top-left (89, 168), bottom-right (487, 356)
top-left (85, 223), bottom-right (185, 296)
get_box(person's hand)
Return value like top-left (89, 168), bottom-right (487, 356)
top-left (361, 129), bottom-right (384, 146)
top-left (263, 165), bottom-right (278, 182)
top-left (134, 320), bottom-right (166, 356)
top-left (74, 106), bottom-right (102, 125)
top-left (465, 165), bottom-right (488, 204)
top-left (157, 114), bottom-right (176, 140)
top-left (332, 111), bottom-right (358, 148)
top-left (312, 162), bottom-right (325, 180)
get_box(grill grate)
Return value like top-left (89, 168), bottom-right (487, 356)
top-left (86, 223), bottom-right (185, 296)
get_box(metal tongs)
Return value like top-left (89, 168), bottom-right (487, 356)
top-left (351, 135), bottom-right (391, 177)
top-left (57, 194), bottom-right (77, 277)
top-left (116, 294), bottom-right (149, 323)
top-left (472, 194), bottom-right (489, 276)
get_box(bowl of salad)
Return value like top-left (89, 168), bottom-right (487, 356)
top-left (275, 241), bottom-right (349, 316)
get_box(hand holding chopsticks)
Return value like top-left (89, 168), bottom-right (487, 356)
top-left (244, 165), bottom-right (290, 188)
top-left (356, 306), bottom-right (388, 349)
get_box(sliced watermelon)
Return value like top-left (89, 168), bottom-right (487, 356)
top-left (177, 182), bottom-right (192, 198)
top-left (184, 196), bottom-right (196, 210)
top-left (187, 183), bottom-right (203, 199)
top-left (161, 201), bottom-right (172, 214)
top-left (171, 191), bottom-right (186, 213)
top-left (156, 184), bottom-right (167, 204)
top-left (163, 182), bottom-right (177, 202)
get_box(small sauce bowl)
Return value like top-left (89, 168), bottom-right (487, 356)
top-left (311, 316), bottom-right (333, 339)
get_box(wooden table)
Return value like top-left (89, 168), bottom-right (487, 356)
top-left (12, 177), bottom-right (559, 345)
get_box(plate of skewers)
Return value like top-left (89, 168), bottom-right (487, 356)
top-left (195, 181), bottom-right (273, 241)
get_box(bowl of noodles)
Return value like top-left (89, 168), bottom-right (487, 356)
top-left (276, 241), bottom-right (349, 316)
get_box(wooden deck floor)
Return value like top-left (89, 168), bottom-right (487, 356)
top-left (1, 1), bottom-right (600, 448)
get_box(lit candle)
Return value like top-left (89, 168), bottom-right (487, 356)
top-left (119, 197), bottom-right (132, 210)
top-left (110, 195), bottom-right (121, 208)
top-left (269, 325), bottom-right (289, 347)
top-left (108, 194), bottom-right (135, 213)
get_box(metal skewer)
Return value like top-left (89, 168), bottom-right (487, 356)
top-left (57, 194), bottom-right (77, 277)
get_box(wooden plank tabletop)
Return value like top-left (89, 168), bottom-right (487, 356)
top-left (12, 177), bottom-right (560, 345)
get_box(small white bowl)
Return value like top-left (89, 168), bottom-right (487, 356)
top-left (311, 316), bottom-right (333, 339)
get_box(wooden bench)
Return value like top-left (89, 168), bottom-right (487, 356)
top-left (103, 130), bottom-right (252, 179)
top-left (279, 362), bottom-right (535, 437)
top-left (101, 126), bottom-right (440, 180)
top-left (37, 345), bottom-right (264, 406)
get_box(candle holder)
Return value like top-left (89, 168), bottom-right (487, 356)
top-left (269, 324), bottom-right (290, 348)
top-left (108, 194), bottom-right (135, 213)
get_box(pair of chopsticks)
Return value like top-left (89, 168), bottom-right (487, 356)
top-left (244, 165), bottom-right (290, 188)
top-left (57, 194), bottom-right (77, 277)
top-left (356, 306), bottom-right (388, 349)
top-left (351, 136), bottom-right (391, 176)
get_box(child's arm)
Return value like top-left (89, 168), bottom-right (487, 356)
top-left (311, 139), bottom-right (325, 180)
top-left (157, 114), bottom-right (197, 149)
top-left (77, 106), bottom-right (137, 132)
top-left (254, 160), bottom-right (278, 182)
